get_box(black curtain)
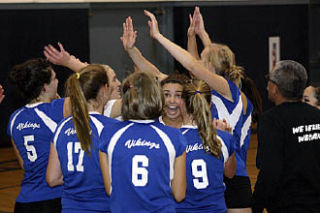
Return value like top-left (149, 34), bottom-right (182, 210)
top-left (0, 9), bottom-right (89, 147)
top-left (173, 5), bottom-right (309, 112)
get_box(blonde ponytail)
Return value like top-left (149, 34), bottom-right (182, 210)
top-left (65, 64), bottom-right (109, 155)
top-left (183, 79), bottom-right (222, 158)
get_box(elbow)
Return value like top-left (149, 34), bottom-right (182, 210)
top-left (172, 183), bottom-right (186, 202)
top-left (224, 168), bottom-right (236, 179)
top-left (188, 59), bottom-right (199, 75)
top-left (46, 175), bottom-right (56, 187)
top-left (174, 190), bottom-right (186, 202)
top-left (224, 154), bottom-right (236, 178)
top-left (46, 173), bottom-right (63, 187)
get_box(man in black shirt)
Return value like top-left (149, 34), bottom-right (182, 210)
top-left (252, 60), bottom-right (320, 213)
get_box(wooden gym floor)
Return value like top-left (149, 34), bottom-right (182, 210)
top-left (0, 133), bottom-right (259, 213)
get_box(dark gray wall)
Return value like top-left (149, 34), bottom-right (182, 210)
top-left (0, 0), bottom-right (318, 147)
top-left (89, 4), bottom-right (175, 81)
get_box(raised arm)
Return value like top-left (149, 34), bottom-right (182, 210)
top-left (187, 9), bottom-right (200, 60)
top-left (144, 10), bottom-right (232, 100)
top-left (121, 16), bottom-right (167, 81)
top-left (44, 42), bottom-right (87, 72)
top-left (194, 7), bottom-right (212, 48)
top-left (0, 84), bottom-right (4, 104)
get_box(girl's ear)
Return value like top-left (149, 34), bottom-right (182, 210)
top-left (42, 83), bottom-right (48, 93)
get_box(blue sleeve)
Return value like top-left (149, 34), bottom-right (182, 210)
top-left (211, 79), bottom-right (241, 105)
top-left (7, 108), bottom-right (23, 137)
top-left (99, 127), bottom-right (111, 153)
top-left (48, 98), bottom-right (65, 123)
top-left (175, 131), bottom-right (187, 157)
top-left (7, 112), bottom-right (16, 137)
top-left (218, 130), bottom-right (235, 155)
top-left (210, 104), bottom-right (219, 120)
top-left (227, 80), bottom-right (241, 104)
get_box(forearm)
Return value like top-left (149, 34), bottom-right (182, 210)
top-left (64, 58), bottom-right (87, 73)
top-left (127, 46), bottom-right (166, 80)
top-left (154, 33), bottom-right (230, 97)
top-left (198, 30), bottom-right (211, 47)
top-left (187, 35), bottom-right (200, 60)
top-left (224, 152), bottom-right (236, 178)
top-left (155, 34), bottom-right (198, 74)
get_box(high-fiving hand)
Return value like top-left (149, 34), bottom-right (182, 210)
top-left (144, 10), bottom-right (161, 39)
top-left (121, 16), bottom-right (137, 50)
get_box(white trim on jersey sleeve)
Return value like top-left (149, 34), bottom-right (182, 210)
top-left (10, 108), bottom-right (25, 136)
top-left (104, 99), bottom-right (117, 117)
top-left (217, 135), bottom-right (229, 164)
top-left (34, 108), bottom-right (57, 133)
top-left (240, 114), bottom-right (252, 148)
top-left (53, 117), bottom-right (72, 147)
top-left (90, 115), bottom-right (104, 137)
top-left (107, 123), bottom-right (134, 194)
top-left (158, 116), bottom-right (166, 125)
top-left (181, 129), bottom-right (190, 135)
top-left (211, 94), bottom-right (243, 132)
top-left (150, 125), bottom-right (176, 181)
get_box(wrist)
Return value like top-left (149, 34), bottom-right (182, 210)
top-left (198, 30), bottom-right (208, 38)
top-left (154, 33), bottom-right (163, 41)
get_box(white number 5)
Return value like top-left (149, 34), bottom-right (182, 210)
top-left (24, 135), bottom-right (37, 162)
top-left (132, 155), bottom-right (149, 187)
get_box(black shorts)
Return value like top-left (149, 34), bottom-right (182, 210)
top-left (14, 198), bottom-right (61, 213)
top-left (224, 175), bottom-right (252, 208)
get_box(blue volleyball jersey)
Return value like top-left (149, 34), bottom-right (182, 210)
top-left (235, 96), bottom-right (253, 176)
top-left (7, 99), bottom-right (65, 203)
top-left (176, 126), bottom-right (234, 213)
top-left (99, 120), bottom-right (187, 213)
top-left (211, 80), bottom-right (243, 138)
top-left (53, 112), bottom-right (118, 212)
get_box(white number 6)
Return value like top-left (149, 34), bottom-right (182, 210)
top-left (132, 155), bottom-right (149, 187)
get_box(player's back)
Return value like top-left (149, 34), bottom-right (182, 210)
top-left (176, 127), bottom-right (234, 213)
top-left (54, 113), bottom-right (117, 212)
top-left (7, 101), bottom-right (65, 202)
top-left (100, 120), bottom-right (186, 213)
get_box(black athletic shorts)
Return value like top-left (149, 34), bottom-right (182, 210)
top-left (224, 175), bottom-right (252, 208)
top-left (14, 198), bottom-right (61, 213)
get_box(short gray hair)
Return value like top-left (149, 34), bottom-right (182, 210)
top-left (270, 60), bottom-right (307, 100)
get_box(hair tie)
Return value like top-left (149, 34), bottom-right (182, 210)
top-left (75, 73), bottom-right (80, 79)
top-left (194, 90), bottom-right (200, 95)
top-left (129, 84), bottom-right (134, 88)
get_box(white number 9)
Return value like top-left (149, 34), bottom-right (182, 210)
top-left (192, 159), bottom-right (209, 189)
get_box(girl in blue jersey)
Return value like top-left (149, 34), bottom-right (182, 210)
top-left (46, 64), bottom-right (117, 213)
top-left (188, 8), bottom-right (264, 212)
top-left (7, 58), bottom-right (72, 213)
top-left (145, 8), bottom-right (256, 213)
top-left (99, 72), bottom-right (187, 213)
top-left (176, 79), bottom-right (236, 212)
top-left (120, 17), bottom-right (231, 132)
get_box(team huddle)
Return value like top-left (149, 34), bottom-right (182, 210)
top-left (7, 7), bottom-right (319, 213)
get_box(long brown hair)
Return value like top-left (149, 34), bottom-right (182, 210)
top-left (65, 64), bottom-right (108, 155)
top-left (183, 79), bottom-right (222, 158)
top-left (122, 72), bottom-right (164, 120)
